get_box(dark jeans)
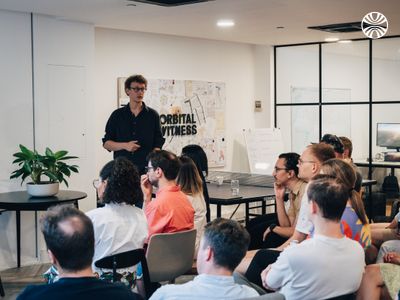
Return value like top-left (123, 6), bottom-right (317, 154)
top-left (245, 249), bottom-right (281, 288)
top-left (246, 214), bottom-right (288, 250)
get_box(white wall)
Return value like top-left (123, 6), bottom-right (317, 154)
top-left (94, 28), bottom-right (272, 175)
top-left (0, 10), bottom-right (95, 270)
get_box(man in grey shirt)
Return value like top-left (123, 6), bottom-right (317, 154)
top-left (150, 218), bottom-right (259, 300)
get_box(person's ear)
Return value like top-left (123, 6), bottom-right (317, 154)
top-left (47, 249), bottom-right (57, 265)
top-left (288, 170), bottom-right (295, 178)
top-left (310, 200), bottom-right (318, 215)
top-left (205, 246), bottom-right (213, 262)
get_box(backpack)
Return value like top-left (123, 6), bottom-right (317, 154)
top-left (382, 175), bottom-right (400, 198)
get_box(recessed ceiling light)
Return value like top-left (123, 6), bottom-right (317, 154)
top-left (338, 40), bottom-right (352, 44)
top-left (217, 20), bottom-right (235, 28)
top-left (276, 26), bottom-right (285, 29)
top-left (325, 37), bottom-right (339, 42)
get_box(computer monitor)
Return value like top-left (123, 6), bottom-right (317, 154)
top-left (376, 123), bottom-right (400, 151)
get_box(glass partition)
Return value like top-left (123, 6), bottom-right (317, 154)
top-left (276, 45), bottom-right (319, 104)
top-left (322, 41), bottom-right (369, 102)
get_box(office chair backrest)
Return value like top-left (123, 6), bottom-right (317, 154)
top-left (95, 248), bottom-right (151, 298)
top-left (146, 229), bottom-right (196, 283)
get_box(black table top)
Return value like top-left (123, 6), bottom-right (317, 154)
top-left (207, 183), bottom-right (275, 205)
top-left (355, 160), bottom-right (400, 168)
top-left (0, 190), bottom-right (87, 211)
top-left (207, 171), bottom-right (275, 188)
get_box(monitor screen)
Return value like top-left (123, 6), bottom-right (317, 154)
top-left (377, 123), bottom-right (400, 148)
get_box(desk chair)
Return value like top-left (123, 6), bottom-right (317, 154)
top-left (0, 276), bottom-right (5, 297)
top-left (146, 229), bottom-right (196, 283)
top-left (94, 248), bottom-right (151, 298)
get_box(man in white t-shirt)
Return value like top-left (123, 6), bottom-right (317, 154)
top-left (150, 218), bottom-right (259, 300)
top-left (262, 176), bottom-right (365, 300)
top-left (277, 143), bottom-right (335, 250)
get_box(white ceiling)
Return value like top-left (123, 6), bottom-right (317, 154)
top-left (0, 0), bottom-right (399, 45)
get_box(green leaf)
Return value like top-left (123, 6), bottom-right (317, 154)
top-left (43, 171), bottom-right (58, 182)
top-left (58, 155), bottom-right (78, 160)
top-left (12, 158), bottom-right (25, 164)
top-left (19, 145), bottom-right (34, 158)
top-left (69, 166), bottom-right (79, 173)
top-left (54, 150), bottom-right (68, 159)
top-left (45, 147), bottom-right (54, 157)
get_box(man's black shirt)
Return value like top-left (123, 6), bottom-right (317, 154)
top-left (103, 102), bottom-right (165, 173)
top-left (17, 277), bottom-right (142, 300)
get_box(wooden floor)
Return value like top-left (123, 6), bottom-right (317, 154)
top-left (0, 263), bottom-right (50, 300)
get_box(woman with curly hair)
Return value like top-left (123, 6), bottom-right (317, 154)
top-left (89, 157), bottom-right (148, 274)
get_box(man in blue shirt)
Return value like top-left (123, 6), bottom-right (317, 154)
top-left (150, 218), bottom-right (258, 300)
top-left (17, 206), bottom-right (141, 300)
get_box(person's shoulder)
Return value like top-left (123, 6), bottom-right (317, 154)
top-left (17, 284), bottom-right (46, 300)
top-left (110, 105), bottom-right (128, 117)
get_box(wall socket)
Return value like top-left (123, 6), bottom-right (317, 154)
top-left (255, 100), bottom-right (262, 112)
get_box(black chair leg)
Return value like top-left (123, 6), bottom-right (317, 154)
top-left (0, 275), bottom-right (5, 297)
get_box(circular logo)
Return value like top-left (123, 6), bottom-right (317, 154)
top-left (362, 12), bottom-right (388, 39)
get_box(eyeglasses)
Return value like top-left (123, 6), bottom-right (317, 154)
top-left (129, 87), bottom-right (147, 93)
top-left (298, 158), bottom-right (316, 165)
top-left (274, 167), bottom-right (288, 172)
top-left (145, 166), bottom-right (154, 173)
top-left (93, 178), bottom-right (102, 189)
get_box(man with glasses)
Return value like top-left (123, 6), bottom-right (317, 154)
top-left (141, 150), bottom-right (194, 241)
top-left (246, 153), bottom-right (307, 250)
top-left (103, 74), bottom-right (165, 175)
top-left (241, 143), bottom-right (335, 288)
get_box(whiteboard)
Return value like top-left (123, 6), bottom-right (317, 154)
top-left (243, 128), bottom-right (284, 175)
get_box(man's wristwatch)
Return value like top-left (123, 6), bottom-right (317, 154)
top-left (269, 223), bottom-right (277, 233)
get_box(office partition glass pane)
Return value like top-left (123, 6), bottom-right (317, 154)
top-left (322, 41), bottom-right (369, 102)
top-left (322, 104), bottom-right (369, 160)
top-left (372, 103), bottom-right (400, 157)
top-left (373, 38), bottom-right (400, 102)
top-left (277, 105), bottom-right (319, 154)
top-left (276, 45), bottom-right (319, 104)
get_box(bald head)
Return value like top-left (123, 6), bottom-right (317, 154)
top-left (41, 205), bottom-right (94, 272)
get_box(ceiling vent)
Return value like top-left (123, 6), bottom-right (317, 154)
top-left (308, 22), bottom-right (362, 33)
top-left (129, 0), bottom-right (213, 6)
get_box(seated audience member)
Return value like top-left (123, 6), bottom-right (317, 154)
top-left (18, 206), bottom-right (141, 300)
top-left (261, 176), bottom-right (365, 300)
top-left (237, 143), bottom-right (335, 285)
top-left (246, 153), bottom-right (307, 249)
top-left (357, 251), bottom-right (400, 300)
top-left (319, 158), bottom-right (371, 248)
top-left (149, 218), bottom-right (259, 300)
top-left (182, 144), bottom-right (211, 222)
top-left (141, 150), bottom-right (194, 240)
top-left (176, 156), bottom-right (207, 255)
top-left (371, 211), bottom-right (400, 247)
top-left (339, 135), bottom-right (363, 193)
top-left (88, 157), bottom-right (148, 280)
top-left (320, 133), bottom-right (345, 159)
top-left (377, 240), bottom-right (400, 263)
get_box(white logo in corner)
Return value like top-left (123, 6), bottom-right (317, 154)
top-left (362, 12), bottom-right (388, 39)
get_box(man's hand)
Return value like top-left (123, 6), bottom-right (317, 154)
top-left (261, 264), bottom-right (274, 290)
top-left (383, 252), bottom-right (400, 265)
top-left (263, 227), bottom-right (271, 241)
top-left (274, 183), bottom-right (286, 202)
top-left (141, 174), bottom-right (152, 203)
top-left (125, 141), bottom-right (141, 152)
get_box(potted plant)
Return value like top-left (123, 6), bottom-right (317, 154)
top-left (10, 144), bottom-right (79, 197)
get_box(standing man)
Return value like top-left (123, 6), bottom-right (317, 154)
top-left (103, 75), bottom-right (165, 174)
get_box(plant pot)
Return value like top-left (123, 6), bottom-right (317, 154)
top-left (27, 182), bottom-right (59, 197)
